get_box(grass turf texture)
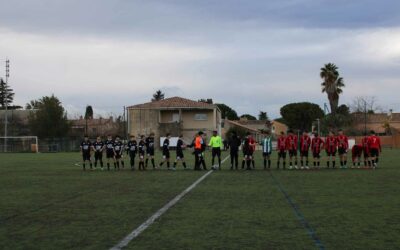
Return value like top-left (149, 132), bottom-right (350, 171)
top-left (0, 149), bottom-right (399, 249)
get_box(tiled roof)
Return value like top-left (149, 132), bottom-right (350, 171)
top-left (127, 97), bottom-right (215, 109)
top-left (352, 113), bottom-right (400, 123)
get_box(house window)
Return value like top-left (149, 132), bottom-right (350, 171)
top-left (172, 113), bottom-right (180, 122)
top-left (194, 114), bottom-right (207, 121)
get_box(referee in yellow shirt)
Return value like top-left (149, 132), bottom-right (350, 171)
top-left (209, 130), bottom-right (223, 170)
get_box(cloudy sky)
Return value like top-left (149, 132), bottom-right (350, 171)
top-left (1, 0), bottom-right (400, 118)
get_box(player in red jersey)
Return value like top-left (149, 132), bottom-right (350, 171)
top-left (361, 132), bottom-right (371, 167)
top-left (285, 129), bottom-right (298, 169)
top-left (351, 144), bottom-right (363, 168)
top-left (311, 132), bottom-right (324, 169)
top-left (367, 130), bottom-right (382, 168)
top-left (299, 131), bottom-right (311, 169)
top-left (337, 129), bottom-right (349, 168)
top-left (325, 131), bottom-right (338, 168)
top-left (249, 134), bottom-right (256, 169)
top-left (277, 131), bottom-right (287, 169)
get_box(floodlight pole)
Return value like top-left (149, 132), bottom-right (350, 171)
top-left (3, 59), bottom-right (9, 152)
top-left (317, 118), bottom-right (320, 136)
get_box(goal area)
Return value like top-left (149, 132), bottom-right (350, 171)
top-left (0, 136), bottom-right (39, 153)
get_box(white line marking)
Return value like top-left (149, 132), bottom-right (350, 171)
top-left (110, 155), bottom-right (230, 250)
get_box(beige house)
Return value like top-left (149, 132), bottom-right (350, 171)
top-left (271, 120), bottom-right (288, 137)
top-left (127, 97), bottom-right (221, 147)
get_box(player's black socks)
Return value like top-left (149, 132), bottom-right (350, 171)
top-left (100, 162), bottom-right (103, 168)
top-left (212, 157), bottom-right (215, 166)
top-left (340, 161), bottom-right (343, 166)
top-left (116, 161), bottom-right (120, 170)
top-left (94, 162), bottom-right (97, 168)
top-left (121, 161), bottom-right (124, 168)
top-left (173, 162), bottom-right (177, 168)
top-left (218, 158), bottom-right (221, 167)
top-left (283, 161), bottom-right (286, 169)
top-left (114, 162), bottom-right (117, 169)
top-left (183, 162), bottom-right (187, 169)
top-left (151, 159), bottom-right (155, 168)
top-left (344, 160), bottom-right (347, 166)
top-left (301, 160), bottom-right (303, 167)
top-left (332, 161), bottom-right (336, 168)
top-left (264, 159), bottom-right (267, 169)
top-left (83, 163), bottom-right (86, 171)
top-left (306, 160), bottom-right (308, 166)
top-left (89, 163), bottom-right (93, 169)
top-left (145, 159), bottom-right (148, 168)
top-left (242, 160), bottom-right (245, 169)
top-left (327, 161), bottom-right (330, 168)
top-left (268, 160), bottom-right (271, 168)
top-left (295, 161), bottom-right (297, 166)
top-left (252, 160), bottom-right (255, 169)
top-left (159, 162), bottom-right (164, 166)
top-left (107, 162), bottom-right (110, 170)
top-left (318, 162), bottom-right (320, 167)
top-left (376, 158), bottom-right (379, 164)
top-left (167, 162), bottom-right (170, 169)
top-left (313, 162), bottom-right (316, 167)
top-left (277, 161), bottom-right (280, 169)
top-left (246, 160), bottom-right (251, 170)
top-left (290, 161), bottom-right (292, 166)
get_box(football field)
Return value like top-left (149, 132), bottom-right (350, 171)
top-left (1, 149), bottom-right (399, 250)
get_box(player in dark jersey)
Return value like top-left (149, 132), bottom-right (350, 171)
top-left (174, 134), bottom-right (187, 169)
top-left (337, 129), bottom-right (349, 168)
top-left (92, 136), bottom-right (105, 170)
top-left (325, 131), bottom-right (338, 168)
top-left (80, 135), bottom-right (92, 171)
top-left (159, 133), bottom-right (172, 170)
top-left (113, 135), bottom-right (124, 170)
top-left (104, 135), bottom-right (115, 171)
top-left (138, 135), bottom-right (146, 170)
top-left (145, 132), bottom-right (156, 169)
top-left (229, 131), bottom-right (241, 170)
top-left (277, 131), bottom-right (287, 169)
top-left (127, 135), bottom-right (137, 170)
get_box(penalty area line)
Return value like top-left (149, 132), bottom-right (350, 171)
top-left (110, 155), bottom-right (230, 250)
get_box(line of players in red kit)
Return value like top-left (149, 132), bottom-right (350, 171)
top-left (274, 129), bottom-right (382, 170)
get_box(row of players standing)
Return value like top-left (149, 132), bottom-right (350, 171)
top-left (80, 133), bottom-right (158, 171)
top-left (80, 131), bottom-right (225, 171)
top-left (226, 129), bottom-right (381, 171)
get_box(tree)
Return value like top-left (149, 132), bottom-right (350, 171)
top-left (280, 102), bottom-right (324, 131)
top-left (240, 114), bottom-right (257, 120)
top-left (350, 96), bottom-right (382, 114)
top-left (25, 100), bottom-right (41, 110)
top-left (85, 105), bottom-right (93, 119)
top-left (258, 111), bottom-right (269, 121)
top-left (152, 90), bottom-right (165, 102)
top-left (320, 63), bottom-right (345, 114)
top-left (216, 103), bottom-right (239, 120)
top-left (320, 104), bottom-right (353, 134)
top-left (0, 78), bottom-right (15, 109)
top-left (198, 98), bottom-right (213, 104)
top-left (28, 95), bottom-right (70, 138)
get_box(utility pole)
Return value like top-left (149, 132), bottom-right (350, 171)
top-left (317, 118), bottom-right (320, 136)
top-left (4, 59), bottom-right (9, 152)
top-left (123, 106), bottom-right (126, 139)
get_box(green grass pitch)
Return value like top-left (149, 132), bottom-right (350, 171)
top-left (1, 149), bottom-right (399, 249)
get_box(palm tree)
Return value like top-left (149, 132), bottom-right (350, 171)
top-left (152, 90), bottom-right (165, 102)
top-left (320, 63), bottom-right (345, 114)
